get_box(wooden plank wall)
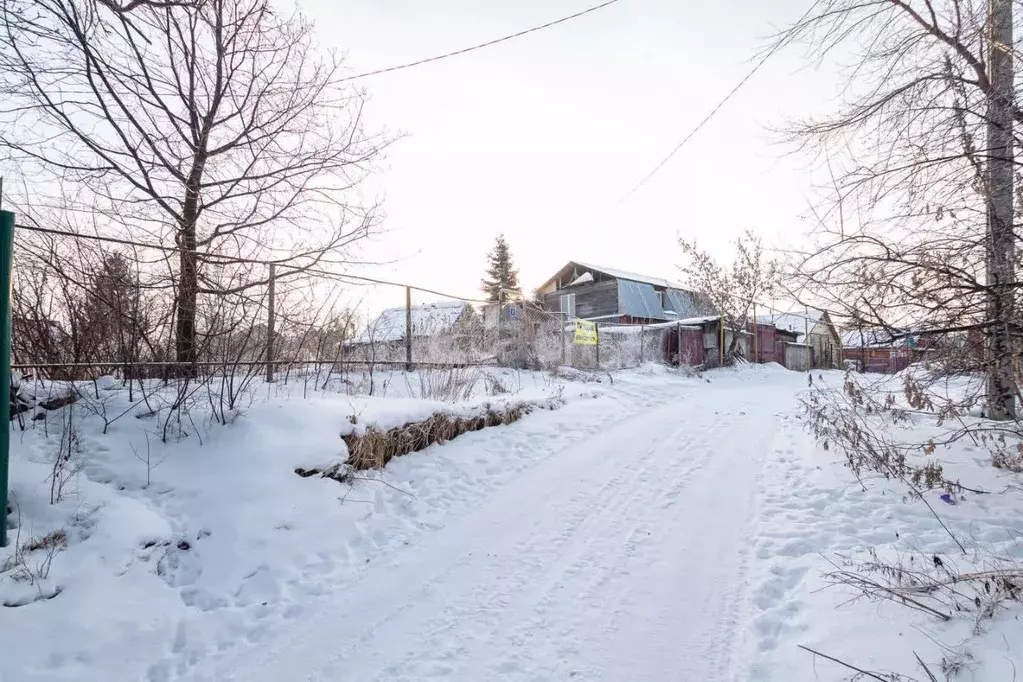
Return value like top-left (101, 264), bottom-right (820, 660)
top-left (541, 280), bottom-right (619, 319)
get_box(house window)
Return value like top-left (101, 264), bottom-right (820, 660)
top-left (560, 293), bottom-right (576, 318)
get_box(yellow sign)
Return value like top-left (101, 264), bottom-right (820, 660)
top-left (573, 319), bottom-right (598, 346)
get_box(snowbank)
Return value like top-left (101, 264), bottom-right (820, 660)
top-left (0, 367), bottom-right (594, 681)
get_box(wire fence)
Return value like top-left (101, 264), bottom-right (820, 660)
top-left (7, 220), bottom-right (848, 387)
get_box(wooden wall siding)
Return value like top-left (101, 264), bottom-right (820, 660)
top-left (755, 325), bottom-right (781, 364)
top-left (677, 328), bottom-right (704, 366)
top-left (807, 329), bottom-right (839, 368)
top-left (785, 343), bottom-right (810, 371)
top-left (539, 264), bottom-right (618, 296)
top-left (841, 347), bottom-right (915, 373)
top-left (541, 280), bottom-right (619, 319)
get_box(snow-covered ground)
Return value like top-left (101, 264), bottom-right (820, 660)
top-left (2, 364), bottom-right (1020, 681)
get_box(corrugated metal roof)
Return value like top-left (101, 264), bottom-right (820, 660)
top-left (574, 261), bottom-right (682, 288)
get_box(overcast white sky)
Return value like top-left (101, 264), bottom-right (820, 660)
top-left (300, 0), bottom-right (841, 310)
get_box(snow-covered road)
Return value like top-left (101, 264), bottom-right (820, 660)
top-left (8, 366), bottom-right (1021, 681)
top-left (210, 376), bottom-right (791, 682)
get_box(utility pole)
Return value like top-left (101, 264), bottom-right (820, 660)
top-left (0, 211), bottom-right (13, 547)
top-left (405, 287), bottom-right (413, 372)
top-left (986, 0), bottom-right (1016, 420)
top-left (752, 304), bottom-right (758, 363)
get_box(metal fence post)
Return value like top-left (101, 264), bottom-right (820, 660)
top-left (265, 263), bottom-right (276, 383)
top-left (595, 323), bottom-right (600, 369)
top-left (0, 211), bottom-right (14, 547)
top-left (719, 317), bottom-right (725, 366)
top-left (640, 324), bottom-right (645, 365)
top-left (405, 286), bottom-right (413, 371)
top-left (561, 313), bottom-right (566, 367)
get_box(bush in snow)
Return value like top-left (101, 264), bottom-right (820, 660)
top-left (801, 368), bottom-right (1023, 674)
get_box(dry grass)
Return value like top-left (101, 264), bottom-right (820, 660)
top-left (20, 529), bottom-right (68, 554)
top-left (344, 402), bottom-right (535, 470)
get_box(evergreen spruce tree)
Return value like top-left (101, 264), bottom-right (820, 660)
top-left (481, 234), bottom-right (521, 302)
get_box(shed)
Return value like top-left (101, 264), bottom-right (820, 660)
top-left (757, 308), bottom-right (842, 369)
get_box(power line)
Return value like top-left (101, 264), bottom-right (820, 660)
top-left (14, 222), bottom-right (489, 304)
top-left (341, 0), bottom-right (622, 82)
top-left (617, 1), bottom-right (820, 205)
top-left (16, 223), bottom-right (177, 252)
top-left (286, 265), bottom-right (492, 304)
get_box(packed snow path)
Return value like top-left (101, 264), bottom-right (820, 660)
top-left (10, 367), bottom-right (1020, 681)
top-left (207, 377), bottom-right (786, 682)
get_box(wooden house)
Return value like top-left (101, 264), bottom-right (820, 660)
top-left (535, 261), bottom-right (712, 324)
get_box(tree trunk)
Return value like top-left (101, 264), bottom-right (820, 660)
top-left (175, 158), bottom-right (205, 375)
top-left (985, 0), bottom-right (1016, 420)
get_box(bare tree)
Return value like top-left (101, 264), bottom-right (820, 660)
top-left (773, 0), bottom-right (1023, 417)
top-left (0, 0), bottom-right (385, 370)
top-left (773, 5), bottom-right (1023, 673)
top-left (679, 229), bottom-right (778, 362)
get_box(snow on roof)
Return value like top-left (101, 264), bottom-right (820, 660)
top-left (358, 300), bottom-right (469, 343)
top-left (756, 310), bottom-right (823, 339)
top-left (567, 271), bottom-right (594, 286)
top-left (674, 315), bottom-right (719, 326)
top-left (841, 328), bottom-right (905, 348)
top-left (573, 261), bottom-right (683, 289)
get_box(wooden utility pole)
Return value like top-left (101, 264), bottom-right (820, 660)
top-left (986, 0), bottom-right (1016, 419)
top-left (752, 304), bottom-right (758, 363)
top-left (0, 211), bottom-right (13, 547)
top-left (719, 317), bottom-right (725, 366)
top-left (405, 287), bottom-right (413, 371)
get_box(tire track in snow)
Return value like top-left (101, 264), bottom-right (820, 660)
top-left (415, 423), bottom-right (721, 681)
top-left (206, 382), bottom-right (783, 682)
top-left (151, 380), bottom-right (668, 682)
top-left (280, 401), bottom-right (710, 682)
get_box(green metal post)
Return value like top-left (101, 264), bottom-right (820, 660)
top-left (0, 211), bottom-right (13, 547)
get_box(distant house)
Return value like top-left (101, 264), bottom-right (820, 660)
top-left (757, 309), bottom-right (842, 369)
top-left (480, 299), bottom-right (557, 331)
top-left (355, 300), bottom-right (476, 345)
top-left (841, 327), bottom-right (939, 373)
top-left (343, 300), bottom-right (480, 365)
top-left (535, 261), bottom-right (712, 324)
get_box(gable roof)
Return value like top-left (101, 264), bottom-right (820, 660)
top-left (357, 300), bottom-right (470, 343)
top-left (572, 261), bottom-right (683, 289)
top-left (540, 261), bottom-right (683, 291)
top-left (756, 310), bottom-right (825, 341)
